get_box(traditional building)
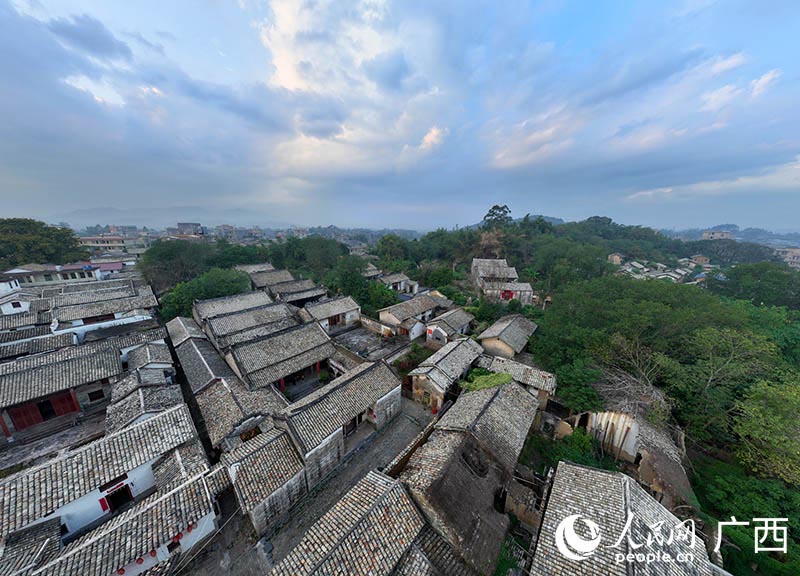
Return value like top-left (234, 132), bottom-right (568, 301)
top-left (425, 307), bottom-right (474, 346)
top-left (474, 355), bottom-right (557, 402)
top-left (409, 338), bottom-right (483, 412)
top-left (192, 291), bottom-right (273, 327)
top-left (248, 269), bottom-right (295, 290)
top-left (379, 294), bottom-right (441, 340)
top-left (3, 263), bottom-right (102, 286)
top-left (203, 302), bottom-right (298, 350)
top-left (477, 314), bottom-right (537, 358)
top-left (268, 278), bottom-right (327, 306)
top-left (233, 262), bottom-right (275, 274)
top-left (302, 296), bottom-right (361, 334)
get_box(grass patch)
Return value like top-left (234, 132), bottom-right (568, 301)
top-left (519, 427), bottom-right (619, 474)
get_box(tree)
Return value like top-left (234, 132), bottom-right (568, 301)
top-left (735, 376), bottom-right (800, 486)
top-left (138, 240), bottom-right (216, 293)
top-left (707, 262), bottom-right (800, 309)
top-left (482, 204), bottom-right (512, 228)
top-left (375, 234), bottom-right (410, 262)
top-left (159, 268), bottom-right (251, 320)
top-left (364, 282), bottom-right (399, 317)
top-left (0, 218), bottom-right (88, 269)
top-left (326, 255), bottom-right (369, 302)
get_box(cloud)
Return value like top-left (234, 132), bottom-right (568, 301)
top-left (419, 125), bottom-right (446, 150)
top-left (751, 69), bottom-right (781, 97)
top-left (47, 14), bottom-right (132, 61)
top-left (362, 50), bottom-right (410, 90)
top-left (700, 84), bottom-right (742, 111)
top-left (124, 31), bottom-right (165, 55)
top-left (63, 75), bottom-right (125, 106)
top-left (709, 52), bottom-right (745, 75)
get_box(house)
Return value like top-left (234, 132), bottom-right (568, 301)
top-left (248, 269), bottom-right (295, 290)
top-left (226, 322), bottom-right (337, 400)
top-left (475, 355), bottom-right (557, 402)
top-left (0, 343), bottom-right (123, 444)
top-left (379, 294), bottom-right (440, 340)
top-left (480, 280), bottom-right (534, 304)
top-left (399, 382), bottom-right (538, 574)
top-left (0, 332), bottom-right (75, 362)
top-left (426, 307), bottom-right (474, 346)
top-left (529, 461), bottom-right (718, 576)
top-left (608, 252), bottom-right (625, 265)
top-left (409, 338), bottom-right (483, 412)
top-left (177, 222), bottom-right (203, 235)
top-left (203, 302), bottom-right (298, 350)
top-left (192, 291), bottom-right (273, 327)
top-left (104, 374), bottom-right (182, 433)
top-left (126, 342), bottom-right (175, 376)
top-left (361, 261), bottom-right (382, 280)
top-left (471, 258), bottom-right (519, 285)
top-left (268, 278), bottom-right (327, 305)
top-left (274, 361), bottom-right (401, 488)
top-left (79, 235), bottom-right (127, 252)
top-left (302, 296), bottom-right (361, 333)
top-left (691, 254), bottom-right (711, 266)
top-left (220, 427), bottom-right (307, 536)
top-left (776, 247), bottom-right (800, 270)
top-left (50, 286), bottom-right (159, 340)
top-left (0, 405), bottom-right (207, 546)
top-left (3, 263), bottom-right (103, 286)
top-left (233, 262), bottom-right (274, 274)
top-left (380, 272), bottom-right (418, 295)
top-left (477, 314), bottom-right (537, 358)
top-left (0, 275), bottom-right (21, 295)
top-left (702, 230), bottom-right (734, 240)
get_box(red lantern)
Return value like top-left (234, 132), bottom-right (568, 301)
top-left (187, 523), bottom-right (193, 533)
top-left (117, 570), bottom-right (125, 575)
top-left (136, 558), bottom-right (144, 565)
top-left (150, 550), bottom-right (157, 557)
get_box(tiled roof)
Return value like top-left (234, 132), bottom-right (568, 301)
top-left (206, 302), bottom-right (296, 338)
top-left (0, 325), bottom-right (51, 344)
top-left (272, 471), bottom-right (425, 576)
top-left (36, 474), bottom-right (215, 576)
top-left (0, 339), bottom-right (116, 374)
top-left (110, 370), bottom-right (171, 403)
top-left (53, 292), bottom-right (158, 322)
top-left (249, 269), bottom-right (294, 289)
top-left (110, 327), bottom-right (167, 351)
top-left (304, 296), bottom-right (360, 321)
top-left (279, 287), bottom-right (327, 303)
top-left (215, 317), bottom-right (299, 349)
top-left (221, 428), bottom-right (304, 512)
top-left (436, 382), bottom-right (537, 470)
top-left (55, 278), bottom-right (133, 294)
top-left (279, 361), bottom-right (400, 453)
top-left (230, 322), bottom-right (335, 388)
top-left (174, 337), bottom-right (237, 393)
top-left (234, 263), bottom-right (275, 274)
top-left (481, 281), bottom-right (533, 292)
top-left (0, 332), bottom-right (75, 361)
top-left (411, 339), bottom-right (482, 385)
top-left (427, 308), bottom-right (474, 337)
top-left (476, 355), bottom-right (556, 393)
top-left (392, 525), bottom-right (479, 576)
top-left (471, 258), bottom-right (518, 280)
top-left (477, 314), bottom-right (537, 354)
top-left (269, 278), bottom-right (316, 295)
top-left (380, 295), bottom-right (438, 322)
top-left (380, 272), bottom-right (410, 285)
top-left (0, 310), bottom-right (51, 330)
top-left (165, 316), bottom-right (205, 347)
top-left (530, 462), bottom-right (714, 576)
top-left (0, 347), bottom-right (122, 408)
top-left (51, 284), bottom-right (136, 307)
top-left (127, 342), bottom-right (173, 370)
top-left (193, 291), bottom-right (273, 321)
top-left (0, 517), bottom-right (62, 576)
top-left (105, 384), bottom-right (184, 433)
top-left (0, 405), bottom-right (200, 539)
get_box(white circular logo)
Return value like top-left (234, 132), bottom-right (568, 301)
top-left (555, 514), bottom-right (602, 561)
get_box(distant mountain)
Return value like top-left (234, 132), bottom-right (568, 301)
top-left (662, 224), bottom-right (800, 248)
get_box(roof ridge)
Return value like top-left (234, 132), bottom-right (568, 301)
top-left (232, 321), bottom-right (326, 350)
top-left (284, 362), bottom-right (380, 414)
top-left (208, 301), bottom-right (289, 321)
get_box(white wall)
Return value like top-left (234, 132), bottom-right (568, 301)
top-left (56, 313), bottom-right (154, 343)
top-left (0, 300), bottom-right (30, 315)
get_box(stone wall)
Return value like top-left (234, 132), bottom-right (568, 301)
top-left (303, 430), bottom-right (343, 489)
top-left (249, 469), bottom-right (308, 536)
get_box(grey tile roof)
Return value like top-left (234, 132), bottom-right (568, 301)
top-left (392, 525), bottom-right (479, 576)
top-left (413, 339), bottom-right (483, 383)
top-left (272, 471), bottom-right (425, 576)
top-left (230, 322), bottom-right (335, 388)
top-left (269, 278), bottom-right (316, 295)
top-left (110, 370), bottom-right (170, 403)
top-left (37, 474), bottom-right (215, 576)
top-left (215, 317), bottom-right (299, 349)
top-left (221, 428), bottom-right (304, 512)
top-left (51, 284), bottom-right (136, 307)
top-left (380, 295), bottom-right (439, 322)
top-left (165, 316), bottom-right (206, 347)
top-left (477, 314), bottom-right (537, 354)
top-left (105, 384), bottom-right (184, 433)
top-left (279, 361), bottom-right (400, 453)
top-left (0, 339), bottom-right (116, 375)
top-left (427, 308), bottom-right (474, 337)
top-left (127, 342), bottom-right (173, 370)
top-left (206, 302), bottom-right (296, 339)
top-left (530, 462), bottom-right (714, 576)
top-left (304, 296), bottom-right (360, 321)
top-left (0, 332), bottom-right (75, 361)
top-left (477, 355), bottom-right (557, 393)
top-left (193, 291), bottom-right (273, 321)
top-left (278, 287), bottom-right (327, 304)
top-left (250, 269), bottom-right (294, 289)
top-left (174, 337), bottom-right (237, 393)
top-left (0, 310), bottom-right (51, 330)
top-left (0, 517), bottom-right (62, 576)
top-left (0, 325), bottom-right (51, 344)
top-left (48, 278), bottom-right (134, 294)
top-left (471, 258), bottom-right (518, 281)
top-left (234, 262), bottom-right (275, 274)
top-left (0, 405), bottom-right (200, 539)
top-left (0, 347), bottom-right (122, 408)
top-left (53, 292), bottom-right (158, 322)
top-left (481, 281), bottom-right (533, 294)
top-left (436, 382), bottom-right (538, 470)
top-left (111, 327), bottom-right (168, 351)
top-left (380, 272), bottom-right (410, 285)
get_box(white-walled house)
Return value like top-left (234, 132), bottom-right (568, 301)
top-left (378, 295), bottom-right (440, 340)
top-left (302, 296), bottom-right (361, 333)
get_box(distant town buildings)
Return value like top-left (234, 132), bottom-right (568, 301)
top-left (702, 229), bottom-right (734, 240)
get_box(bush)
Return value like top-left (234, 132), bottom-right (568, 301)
top-left (159, 268), bottom-right (251, 320)
top-left (461, 372), bottom-right (512, 392)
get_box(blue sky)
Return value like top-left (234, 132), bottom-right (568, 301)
top-left (1, 0), bottom-right (798, 231)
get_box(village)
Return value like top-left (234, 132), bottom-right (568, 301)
top-left (0, 241), bottom-right (737, 576)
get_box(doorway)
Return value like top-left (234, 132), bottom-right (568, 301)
top-left (106, 485), bottom-right (134, 512)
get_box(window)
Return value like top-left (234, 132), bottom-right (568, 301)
top-left (87, 389), bottom-right (105, 402)
top-left (37, 399), bottom-right (56, 421)
top-left (44, 274), bottom-right (53, 281)
top-left (105, 485), bottom-right (134, 512)
top-left (11, 301), bottom-right (21, 309)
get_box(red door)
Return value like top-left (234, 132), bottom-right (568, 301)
top-left (51, 392), bottom-right (79, 416)
top-left (8, 403), bottom-right (43, 430)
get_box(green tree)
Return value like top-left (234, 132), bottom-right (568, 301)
top-left (138, 240), bottom-right (216, 293)
top-left (364, 282), bottom-right (399, 317)
top-left (482, 204), bottom-right (512, 228)
top-left (0, 218), bottom-right (88, 269)
top-left (326, 255), bottom-right (369, 302)
top-left (159, 268), bottom-right (251, 320)
top-left (375, 234), bottom-right (410, 262)
top-left (707, 262), bottom-right (800, 309)
top-left (735, 376), bottom-right (800, 485)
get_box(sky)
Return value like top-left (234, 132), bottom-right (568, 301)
top-left (1, 0), bottom-right (799, 231)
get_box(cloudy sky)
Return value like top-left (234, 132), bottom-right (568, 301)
top-left (1, 0), bottom-right (798, 231)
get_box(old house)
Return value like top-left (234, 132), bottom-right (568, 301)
top-left (0, 332), bottom-right (75, 362)
top-left (192, 291), bottom-right (273, 328)
top-left (248, 269), bottom-right (295, 290)
top-left (361, 261), bottom-right (382, 280)
top-left (221, 427), bottom-right (307, 536)
top-left (379, 272), bottom-right (418, 295)
top-left (474, 355), bottom-right (557, 402)
top-left (51, 286), bottom-right (159, 340)
top-left (409, 338), bottom-right (483, 412)
top-left (425, 307), bottom-right (474, 346)
top-left (482, 281), bottom-right (534, 304)
top-left (268, 278), bottom-right (327, 306)
top-left (0, 343), bottom-right (123, 444)
top-left (530, 461), bottom-right (718, 576)
top-left (203, 301), bottom-right (298, 350)
top-left (302, 295), bottom-right (361, 334)
top-left (104, 376), bottom-right (182, 433)
top-left (691, 254), bottom-right (711, 266)
top-left (471, 258), bottom-right (519, 285)
top-left (274, 361), bottom-right (401, 488)
top-left (3, 263), bottom-right (103, 286)
top-left (379, 294), bottom-right (441, 340)
top-left (477, 314), bottom-right (537, 358)
top-left (233, 262), bottom-right (274, 274)
top-left (399, 382), bottom-right (538, 574)
top-left (272, 470), bottom-right (476, 576)
top-left (226, 321), bottom-right (337, 401)
top-left (608, 252), bottom-right (625, 265)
